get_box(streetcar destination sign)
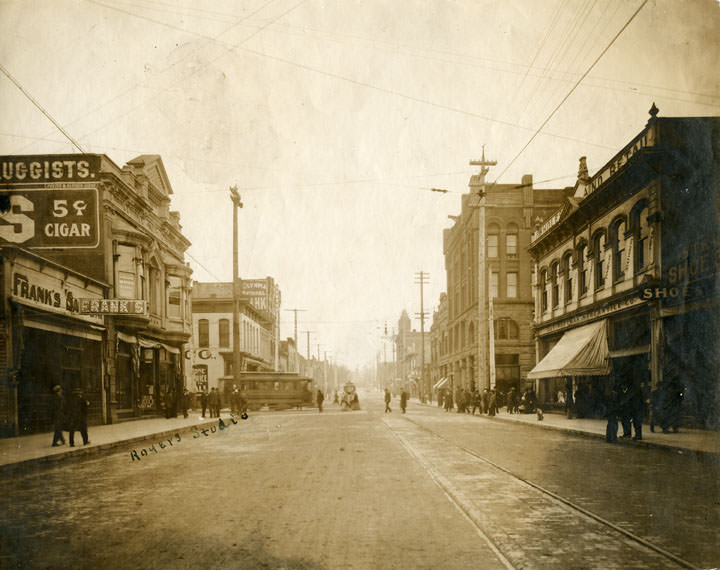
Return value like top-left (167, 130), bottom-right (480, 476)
top-left (0, 187), bottom-right (100, 248)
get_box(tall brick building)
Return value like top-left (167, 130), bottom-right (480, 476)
top-left (441, 160), bottom-right (565, 399)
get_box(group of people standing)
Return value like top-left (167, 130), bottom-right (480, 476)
top-left (437, 386), bottom-right (538, 417)
top-left (199, 388), bottom-right (223, 418)
top-left (50, 384), bottom-right (90, 447)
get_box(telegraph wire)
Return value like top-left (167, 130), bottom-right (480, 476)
top-left (0, 63), bottom-right (87, 154)
top-left (490, 0), bottom-right (649, 188)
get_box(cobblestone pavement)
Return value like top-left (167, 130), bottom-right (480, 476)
top-left (2, 394), bottom-right (717, 570)
top-left (398, 404), bottom-right (720, 569)
top-left (1, 406), bottom-right (508, 570)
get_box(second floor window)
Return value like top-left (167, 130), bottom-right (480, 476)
top-left (506, 223), bottom-right (518, 257)
top-left (593, 233), bottom-right (606, 289)
top-left (219, 319), bottom-right (230, 348)
top-left (551, 262), bottom-right (559, 308)
top-left (539, 269), bottom-right (548, 312)
top-left (577, 243), bottom-right (588, 295)
top-left (563, 252), bottom-right (573, 303)
top-left (198, 319), bottom-right (209, 348)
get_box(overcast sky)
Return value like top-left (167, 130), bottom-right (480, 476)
top-left (1, 0), bottom-right (718, 369)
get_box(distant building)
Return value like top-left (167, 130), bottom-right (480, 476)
top-left (187, 278), bottom-right (280, 396)
top-left (528, 109), bottom-right (720, 428)
top-left (442, 156), bottom-right (565, 399)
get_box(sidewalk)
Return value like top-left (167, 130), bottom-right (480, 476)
top-left (0, 412), bottom-right (237, 476)
top-left (416, 399), bottom-right (720, 456)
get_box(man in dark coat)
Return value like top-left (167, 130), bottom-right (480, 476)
top-left (67, 388), bottom-right (90, 446)
top-left (400, 389), bottom-right (408, 414)
top-left (50, 384), bottom-right (66, 447)
top-left (604, 388), bottom-right (620, 443)
top-left (209, 388), bottom-right (220, 417)
top-left (200, 390), bottom-right (208, 418)
top-left (384, 388), bottom-right (392, 413)
top-left (181, 389), bottom-right (190, 418)
top-left (316, 389), bottom-right (324, 413)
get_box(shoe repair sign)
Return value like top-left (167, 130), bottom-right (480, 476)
top-left (0, 155), bottom-right (100, 249)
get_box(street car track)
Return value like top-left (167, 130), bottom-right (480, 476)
top-left (392, 415), bottom-right (699, 570)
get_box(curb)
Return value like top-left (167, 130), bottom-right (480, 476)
top-left (411, 399), bottom-right (719, 459)
top-left (0, 416), bottom-right (232, 478)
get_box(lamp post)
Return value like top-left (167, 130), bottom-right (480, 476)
top-left (230, 186), bottom-right (243, 384)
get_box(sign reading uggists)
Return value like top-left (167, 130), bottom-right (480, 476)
top-left (0, 155), bottom-right (101, 249)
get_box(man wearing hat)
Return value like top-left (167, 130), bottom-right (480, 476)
top-left (50, 384), bottom-right (66, 447)
top-left (67, 388), bottom-right (90, 446)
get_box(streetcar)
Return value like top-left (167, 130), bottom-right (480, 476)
top-left (340, 381), bottom-right (360, 410)
top-left (227, 372), bottom-right (314, 411)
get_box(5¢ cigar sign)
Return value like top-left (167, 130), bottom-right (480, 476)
top-left (1, 155), bottom-right (101, 248)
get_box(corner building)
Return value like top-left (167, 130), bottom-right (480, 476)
top-left (528, 110), bottom-right (720, 428)
top-left (0, 154), bottom-right (192, 435)
top-left (442, 167), bottom-right (565, 399)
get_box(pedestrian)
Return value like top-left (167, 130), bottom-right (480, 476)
top-left (67, 388), bottom-right (90, 447)
top-left (400, 389), bottom-right (408, 414)
top-left (471, 390), bottom-right (482, 415)
top-left (488, 389), bottom-right (497, 417)
top-left (50, 384), bottom-right (66, 447)
top-left (208, 387), bottom-right (219, 418)
top-left (629, 379), bottom-right (646, 440)
top-left (444, 391), bottom-right (453, 412)
top-left (565, 378), bottom-right (575, 419)
top-left (200, 390), bottom-right (208, 418)
top-left (482, 388), bottom-right (489, 414)
top-left (506, 387), bottom-right (516, 414)
top-left (604, 387), bottom-right (620, 443)
top-left (618, 382), bottom-right (633, 438)
top-left (317, 389), bottom-right (324, 412)
top-left (231, 385), bottom-right (240, 415)
top-left (384, 388), bottom-right (392, 413)
top-left (181, 388), bottom-right (190, 418)
top-left (333, 391), bottom-right (339, 405)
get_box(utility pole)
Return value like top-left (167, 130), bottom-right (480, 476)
top-left (284, 308), bottom-right (306, 372)
top-left (230, 186), bottom-right (243, 383)
top-left (316, 344), bottom-right (323, 361)
top-left (469, 146), bottom-right (497, 391)
top-left (414, 271), bottom-right (430, 402)
top-left (284, 308), bottom-right (307, 348)
top-left (302, 330), bottom-right (314, 360)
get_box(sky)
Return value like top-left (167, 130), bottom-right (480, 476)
top-left (1, 0), bottom-right (719, 369)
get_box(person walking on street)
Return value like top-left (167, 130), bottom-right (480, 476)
top-left (384, 388), bottom-right (392, 413)
top-left (471, 390), bottom-right (482, 415)
top-left (316, 389), bottom-right (324, 412)
top-left (629, 379), bottom-right (646, 440)
top-left (208, 388), bottom-right (220, 418)
top-left (400, 389), bottom-right (408, 414)
top-left (618, 382), bottom-right (633, 438)
top-left (488, 389), bottom-right (497, 417)
top-left (50, 384), bottom-right (66, 447)
top-left (67, 388), bottom-right (90, 447)
top-left (604, 387), bottom-right (620, 443)
top-left (200, 390), bottom-right (208, 418)
top-left (181, 389), bottom-right (190, 418)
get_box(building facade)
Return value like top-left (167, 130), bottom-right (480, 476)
top-left (187, 278), bottom-right (280, 396)
top-left (0, 153), bottom-right (193, 435)
top-left (441, 163), bottom-right (565, 401)
top-left (395, 310), bottom-right (431, 397)
top-left (528, 110), bottom-right (720, 428)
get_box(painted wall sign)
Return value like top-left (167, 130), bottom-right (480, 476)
top-left (0, 155), bottom-right (100, 183)
top-left (0, 187), bottom-right (100, 248)
top-left (537, 295), bottom-right (645, 336)
top-left (11, 272), bottom-right (103, 320)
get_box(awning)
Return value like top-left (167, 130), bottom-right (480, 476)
top-left (528, 320), bottom-right (611, 379)
top-left (433, 377), bottom-right (449, 390)
top-left (137, 336), bottom-right (181, 354)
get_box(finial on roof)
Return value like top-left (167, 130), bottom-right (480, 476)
top-left (577, 156), bottom-right (589, 182)
top-left (649, 102), bottom-right (659, 118)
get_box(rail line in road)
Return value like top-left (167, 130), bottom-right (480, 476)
top-left (385, 414), bottom-right (700, 570)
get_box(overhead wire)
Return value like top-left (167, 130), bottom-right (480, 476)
top-left (490, 0), bottom-right (650, 189)
top-left (0, 63), bottom-right (86, 154)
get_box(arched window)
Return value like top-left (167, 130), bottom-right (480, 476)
top-left (219, 319), bottom-right (230, 348)
top-left (610, 217), bottom-right (627, 282)
top-left (592, 231), bottom-right (607, 289)
top-left (630, 200), bottom-right (650, 272)
top-left (198, 319), bottom-right (209, 348)
top-left (576, 241), bottom-right (588, 296)
top-left (487, 224), bottom-right (500, 258)
top-left (550, 261), bottom-right (559, 308)
top-left (539, 268), bottom-right (548, 312)
top-left (506, 223), bottom-right (519, 258)
top-left (562, 251), bottom-right (573, 303)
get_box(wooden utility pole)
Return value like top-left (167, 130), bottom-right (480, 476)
top-left (414, 271), bottom-right (430, 401)
top-left (302, 330), bottom-right (314, 360)
top-left (469, 146), bottom-right (497, 390)
top-left (230, 186), bottom-right (243, 382)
